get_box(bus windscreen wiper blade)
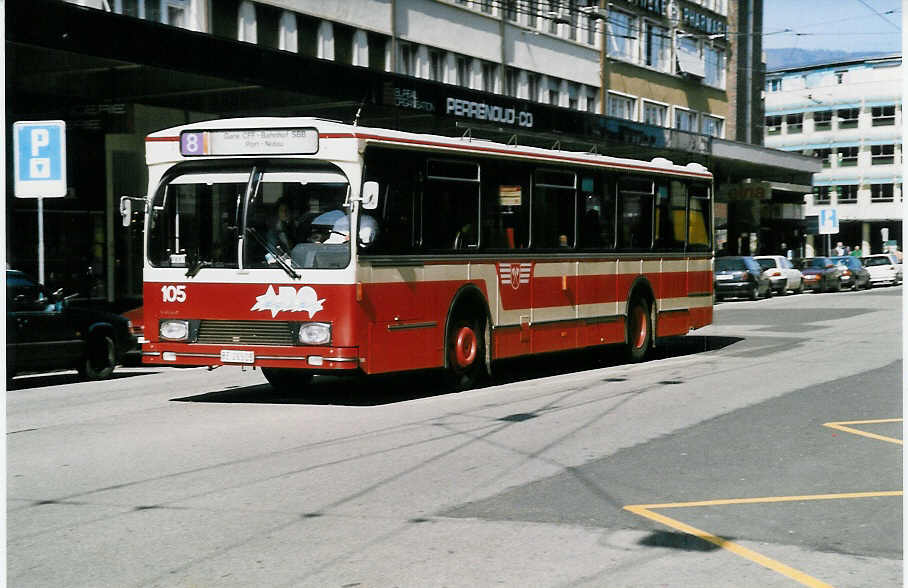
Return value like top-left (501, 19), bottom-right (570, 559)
top-left (245, 227), bottom-right (300, 279)
top-left (185, 260), bottom-right (211, 277)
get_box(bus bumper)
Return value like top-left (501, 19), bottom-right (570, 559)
top-left (140, 343), bottom-right (360, 371)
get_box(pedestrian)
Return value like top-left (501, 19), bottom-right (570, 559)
top-left (834, 241), bottom-right (845, 256)
top-left (850, 245), bottom-right (862, 257)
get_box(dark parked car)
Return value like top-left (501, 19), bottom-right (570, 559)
top-left (797, 257), bottom-right (842, 292)
top-left (6, 270), bottom-right (136, 380)
top-left (830, 256), bottom-right (871, 290)
top-left (714, 256), bottom-right (772, 300)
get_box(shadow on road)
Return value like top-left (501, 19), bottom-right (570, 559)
top-left (8, 370), bottom-right (160, 391)
top-left (172, 335), bottom-right (744, 407)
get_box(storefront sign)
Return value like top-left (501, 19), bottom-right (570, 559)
top-left (445, 97), bottom-right (534, 128)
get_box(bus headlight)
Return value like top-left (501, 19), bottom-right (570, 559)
top-left (160, 319), bottom-right (190, 341)
top-left (298, 322), bottom-right (331, 345)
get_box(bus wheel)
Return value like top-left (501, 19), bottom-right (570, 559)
top-left (262, 368), bottom-right (313, 393)
top-left (625, 299), bottom-right (652, 363)
top-left (445, 315), bottom-right (487, 391)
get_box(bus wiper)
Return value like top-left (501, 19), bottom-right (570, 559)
top-left (185, 259), bottom-right (211, 278)
top-left (245, 227), bottom-right (300, 279)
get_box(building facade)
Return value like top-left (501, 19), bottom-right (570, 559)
top-left (765, 55), bottom-right (902, 257)
top-left (8, 0), bottom-right (813, 309)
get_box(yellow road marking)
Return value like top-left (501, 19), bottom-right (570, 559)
top-left (823, 418), bottom-right (903, 445)
top-left (624, 491), bottom-right (903, 588)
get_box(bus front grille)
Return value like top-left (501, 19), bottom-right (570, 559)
top-left (196, 320), bottom-right (296, 346)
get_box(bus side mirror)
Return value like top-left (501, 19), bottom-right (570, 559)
top-left (120, 196), bottom-right (147, 227)
top-left (361, 181), bottom-right (379, 210)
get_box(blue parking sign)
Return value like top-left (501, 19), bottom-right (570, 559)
top-left (14, 120), bottom-right (67, 198)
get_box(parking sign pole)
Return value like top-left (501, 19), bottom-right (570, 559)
top-left (37, 197), bottom-right (45, 283)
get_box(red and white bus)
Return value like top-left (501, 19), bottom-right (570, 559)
top-left (132, 117), bottom-right (713, 391)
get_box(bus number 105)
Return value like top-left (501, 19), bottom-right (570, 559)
top-left (161, 285), bottom-right (187, 303)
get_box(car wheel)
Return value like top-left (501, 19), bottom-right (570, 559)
top-left (795, 280), bottom-right (804, 294)
top-left (80, 335), bottom-right (116, 380)
top-left (749, 284), bottom-right (758, 300)
top-left (764, 284), bottom-right (773, 298)
top-left (262, 368), bottom-right (313, 392)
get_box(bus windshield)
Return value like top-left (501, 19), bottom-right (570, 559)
top-left (149, 166), bottom-right (352, 272)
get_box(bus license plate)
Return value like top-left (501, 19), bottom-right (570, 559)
top-left (221, 349), bottom-right (254, 364)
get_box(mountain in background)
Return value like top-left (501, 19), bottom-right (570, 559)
top-left (765, 48), bottom-right (895, 70)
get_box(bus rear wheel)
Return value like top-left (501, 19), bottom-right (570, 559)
top-left (262, 368), bottom-right (313, 393)
top-left (625, 298), bottom-right (652, 363)
top-left (445, 315), bottom-right (487, 391)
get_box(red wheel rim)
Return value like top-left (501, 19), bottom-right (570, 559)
top-left (454, 326), bottom-right (478, 368)
top-left (633, 306), bottom-right (647, 349)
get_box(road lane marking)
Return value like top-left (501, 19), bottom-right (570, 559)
top-left (624, 491), bottom-right (902, 588)
top-left (823, 418), bottom-right (903, 445)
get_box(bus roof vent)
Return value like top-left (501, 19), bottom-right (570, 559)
top-left (685, 162), bottom-right (708, 173)
top-left (651, 157), bottom-right (673, 166)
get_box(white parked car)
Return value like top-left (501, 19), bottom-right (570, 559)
top-left (753, 255), bottom-right (804, 294)
top-left (861, 254), bottom-right (902, 286)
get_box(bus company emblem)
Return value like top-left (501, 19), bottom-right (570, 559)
top-left (497, 262), bottom-right (533, 291)
top-left (251, 285), bottom-right (325, 318)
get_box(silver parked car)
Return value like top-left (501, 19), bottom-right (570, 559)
top-left (753, 255), bottom-right (804, 295)
top-left (862, 254), bottom-right (902, 286)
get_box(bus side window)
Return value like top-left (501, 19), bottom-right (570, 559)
top-left (578, 174), bottom-right (614, 250)
top-left (362, 148), bottom-right (421, 254)
top-left (617, 176), bottom-right (653, 249)
top-left (688, 182), bottom-right (712, 251)
top-left (654, 180), bottom-right (687, 251)
top-left (481, 162), bottom-right (529, 250)
top-left (532, 169), bottom-right (576, 249)
top-left (424, 159), bottom-right (480, 251)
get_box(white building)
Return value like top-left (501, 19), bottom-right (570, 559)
top-left (765, 55), bottom-right (902, 256)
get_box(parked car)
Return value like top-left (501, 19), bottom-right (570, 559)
top-left (6, 270), bottom-right (136, 380)
top-left (121, 305), bottom-right (145, 366)
top-left (797, 257), bottom-right (842, 292)
top-left (753, 255), bottom-right (804, 295)
top-left (862, 254), bottom-right (902, 286)
top-left (830, 256), bottom-right (871, 290)
top-left (714, 256), bottom-right (772, 300)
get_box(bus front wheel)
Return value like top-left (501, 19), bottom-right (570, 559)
top-left (445, 315), bottom-right (487, 391)
top-left (262, 368), bottom-right (313, 393)
top-left (625, 298), bottom-right (652, 363)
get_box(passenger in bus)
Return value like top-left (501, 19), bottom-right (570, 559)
top-left (266, 197), bottom-right (301, 253)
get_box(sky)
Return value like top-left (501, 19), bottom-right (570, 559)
top-left (762, 0), bottom-right (902, 53)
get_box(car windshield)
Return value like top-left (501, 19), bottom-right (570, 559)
top-left (805, 258), bottom-right (830, 269)
top-left (863, 256), bottom-right (891, 267)
top-left (831, 256), bottom-right (859, 269)
top-left (148, 165), bottom-right (352, 272)
top-left (716, 258), bottom-right (746, 271)
top-left (756, 258), bottom-right (775, 271)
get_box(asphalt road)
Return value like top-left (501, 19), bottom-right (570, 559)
top-left (7, 285), bottom-right (902, 587)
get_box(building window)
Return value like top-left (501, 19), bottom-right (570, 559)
top-left (504, 67), bottom-right (518, 97)
top-left (644, 22), bottom-right (670, 72)
top-left (456, 56), bottom-right (469, 87)
top-left (477, 0), bottom-right (493, 14)
top-left (503, 0), bottom-right (518, 21)
top-left (607, 93), bottom-right (636, 120)
top-left (870, 184), bottom-right (893, 202)
top-left (607, 10), bottom-right (636, 62)
top-left (643, 101), bottom-right (667, 127)
top-left (547, 0), bottom-right (561, 34)
top-left (837, 146), bottom-right (858, 167)
top-left (785, 113), bottom-right (803, 134)
top-left (701, 115), bottom-right (723, 138)
top-left (813, 110), bottom-right (832, 131)
top-left (398, 43), bottom-right (415, 76)
top-left (872, 105), bottom-right (896, 126)
top-left (548, 88), bottom-right (560, 105)
top-left (767, 78), bottom-right (782, 92)
top-left (837, 108), bottom-right (859, 129)
top-left (704, 45), bottom-right (725, 89)
top-left (237, 0), bottom-right (256, 43)
top-left (317, 20), bottom-right (335, 60)
top-left (429, 50), bottom-right (444, 82)
top-left (765, 115), bottom-right (782, 135)
top-left (527, 0), bottom-right (538, 28)
top-left (482, 62), bottom-right (498, 93)
top-left (674, 108), bottom-right (698, 132)
top-left (871, 144), bottom-right (895, 165)
top-left (810, 148), bottom-right (832, 168)
top-left (278, 10), bottom-right (298, 52)
top-left (814, 186), bottom-right (831, 204)
top-left (586, 90), bottom-right (598, 113)
top-left (836, 185), bottom-right (857, 203)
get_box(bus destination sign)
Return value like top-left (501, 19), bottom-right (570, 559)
top-left (180, 128), bottom-right (319, 156)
